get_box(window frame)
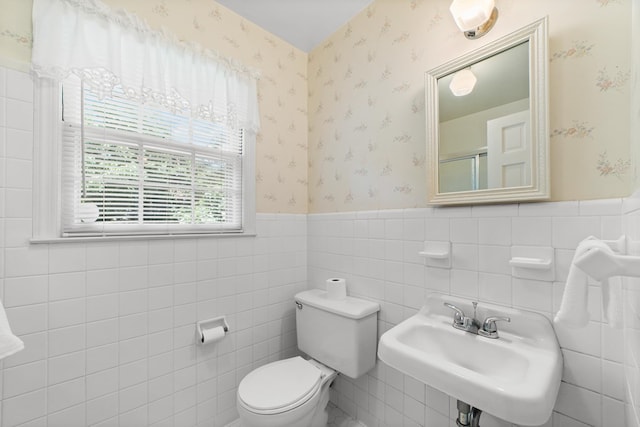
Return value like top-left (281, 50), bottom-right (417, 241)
top-left (33, 77), bottom-right (256, 242)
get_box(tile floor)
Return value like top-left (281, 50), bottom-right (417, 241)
top-left (225, 402), bottom-right (365, 427)
top-left (327, 402), bottom-right (366, 427)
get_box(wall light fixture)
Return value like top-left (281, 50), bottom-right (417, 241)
top-left (450, 0), bottom-right (498, 39)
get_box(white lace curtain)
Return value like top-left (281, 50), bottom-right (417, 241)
top-left (31, 0), bottom-right (260, 133)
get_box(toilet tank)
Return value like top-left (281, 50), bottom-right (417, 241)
top-left (294, 289), bottom-right (380, 379)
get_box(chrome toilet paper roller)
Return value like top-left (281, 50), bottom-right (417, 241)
top-left (196, 316), bottom-right (229, 345)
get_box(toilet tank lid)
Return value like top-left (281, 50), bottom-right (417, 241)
top-left (295, 289), bottom-right (380, 319)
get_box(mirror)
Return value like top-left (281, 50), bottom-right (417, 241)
top-left (426, 17), bottom-right (549, 205)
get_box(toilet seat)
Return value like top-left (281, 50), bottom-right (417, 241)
top-left (237, 356), bottom-right (323, 415)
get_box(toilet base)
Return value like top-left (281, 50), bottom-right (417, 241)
top-left (233, 396), bottom-right (360, 427)
top-left (308, 359), bottom-right (337, 427)
top-left (309, 384), bottom-right (330, 427)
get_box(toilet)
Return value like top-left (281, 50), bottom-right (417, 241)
top-left (237, 289), bottom-right (380, 427)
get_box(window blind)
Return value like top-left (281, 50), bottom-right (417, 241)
top-left (61, 75), bottom-right (245, 236)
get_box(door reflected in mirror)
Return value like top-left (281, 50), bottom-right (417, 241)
top-left (426, 17), bottom-right (549, 205)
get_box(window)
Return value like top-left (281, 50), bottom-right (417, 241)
top-left (30, 0), bottom-right (258, 240)
top-left (55, 76), bottom-right (252, 237)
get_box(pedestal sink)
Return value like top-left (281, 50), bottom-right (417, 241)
top-left (378, 294), bottom-right (562, 426)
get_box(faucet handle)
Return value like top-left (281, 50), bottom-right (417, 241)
top-left (443, 302), bottom-right (466, 326)
top-left (479, 316), bottom-right (511, 338)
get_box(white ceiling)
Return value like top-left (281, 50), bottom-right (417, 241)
top-left (216, 0), bottom-right (375, 52)
top-left (438, 41), bottom-right (531, 122)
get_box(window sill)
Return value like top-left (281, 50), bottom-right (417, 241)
top-left (30, 232), bottom-right (257, 244)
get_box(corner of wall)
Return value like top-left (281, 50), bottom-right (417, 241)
top-left (632, 0), bottom-right (640, 193)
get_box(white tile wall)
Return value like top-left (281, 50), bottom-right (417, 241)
top-left (627, 0), bottom-right (640, 425)
top-left (0, 67), bottom-right (306, 427)
top-left (309, 200), bottom-right (629, 427)
top-left (624, 194), bottom-right (640, 427)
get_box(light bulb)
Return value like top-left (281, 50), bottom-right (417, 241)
top-left (450, 0), bottom-right (496, 32)
top-left (449, 69), bottom-right (477, 96)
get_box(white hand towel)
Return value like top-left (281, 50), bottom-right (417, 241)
top-left (601, 276), bottom-right (623, 328)
top-left (0, 299), bottom-right (24, 360)
top-left (570, 237), bottom-right (624, 329)
top-left (554, 237), bottom-right (613, 328)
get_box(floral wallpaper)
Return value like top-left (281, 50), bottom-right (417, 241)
top-left (0, 0), bottom-right (634, 213)
top-left (633, 0), bottom-right (640, 190)
top-left (307, 0), bottom-right (632, 212)
top-left (0, 0), bottom-right (32, 68)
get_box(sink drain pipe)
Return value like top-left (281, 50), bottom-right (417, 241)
top-left (456, 400), bottom-right (482, 427)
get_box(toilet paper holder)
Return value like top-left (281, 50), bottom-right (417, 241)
top-left (196, 316), bottom-right (229, 344)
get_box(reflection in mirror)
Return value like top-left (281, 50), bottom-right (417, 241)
top-left (439, 150), bottom-right (487, 192)
top-left (438, 41), bottom-right (529, 193)
top-left (426, 17), bottom-right (549, 205)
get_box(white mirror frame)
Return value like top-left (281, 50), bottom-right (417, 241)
top-left (426, 17), bottom-right (549, 205)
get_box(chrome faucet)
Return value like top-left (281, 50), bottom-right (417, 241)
top-left (443, 302), bottom-right (480, 333)
top-left (443, 302), bottom-right (510, 339)
top-left (478, 316), bottom-right (511, 339)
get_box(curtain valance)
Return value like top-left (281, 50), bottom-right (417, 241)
top-left (31, 0), bottom-right (260, 133)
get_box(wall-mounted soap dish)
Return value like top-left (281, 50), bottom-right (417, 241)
top-left (419, 241), bottom-right (451, 268)
top-left (509, 257), bottom-right (552, 270)
top-left (510, 246), bottom-right (554, 281)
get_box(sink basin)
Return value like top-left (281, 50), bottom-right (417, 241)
top-left (378, 294), bottom-right (562, 426)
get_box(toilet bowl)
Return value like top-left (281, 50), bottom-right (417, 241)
top-left (237, 289), bottom-right (380, 427)
top-left (237, 356), bottom-right (336, 427)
